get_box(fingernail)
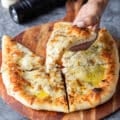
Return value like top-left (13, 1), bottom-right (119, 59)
top-left (88, 26), bottom-right (92, 29)
top-left (72, 21), bottom-right (77, 26)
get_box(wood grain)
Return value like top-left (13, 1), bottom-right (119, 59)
top-left (0, 0), bottom-right (120, 120)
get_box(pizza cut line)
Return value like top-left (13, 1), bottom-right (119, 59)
top-left (1, 22), bottom-right (119, 113)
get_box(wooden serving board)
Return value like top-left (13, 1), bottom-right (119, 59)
top-left (0, 50), bottom-right (120, 120)
top-left (0, 0), bottom-right (120, 119)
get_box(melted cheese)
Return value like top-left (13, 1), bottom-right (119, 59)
top-left (85, 65), bottom-right (105, 86)
top-left (35, 90), bottom-right (49, 99)
top-left (62, 41), bottom-right (106, 94)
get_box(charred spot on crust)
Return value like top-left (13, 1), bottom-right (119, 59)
top-left (92, 88), bottom-right (103, 93)
top-left (76, 79), bottom-right (83, 86)
top-left (102, 79), bottom-right (107, 82)
top-left (48, 23), bottom-right (54, 32)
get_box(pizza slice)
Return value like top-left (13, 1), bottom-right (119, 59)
top-left (1, 36), bottom-right (68, 112)
top-left (62, 29), bottom-right (119, 112)
top-left (46, 22), bottom-right (97, 72)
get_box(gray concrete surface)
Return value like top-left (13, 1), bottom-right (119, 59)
top-left (0, 0), bottom-right (120, 119)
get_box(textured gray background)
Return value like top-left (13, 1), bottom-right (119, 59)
top-left (0, 0), bottom-right (120, 119)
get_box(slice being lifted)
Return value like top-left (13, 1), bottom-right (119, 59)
top-left (46, 22), bottom-right (97, 71)
top-left (1, 36), bottom-right (68, 112)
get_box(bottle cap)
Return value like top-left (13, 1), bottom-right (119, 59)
top-left (9, 0), bottom-right (33, 23)
top-left (9, 0), bottom-right (66, 24)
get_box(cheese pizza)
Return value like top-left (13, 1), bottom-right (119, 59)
top-left (1, 22), bottom-right (119, 113)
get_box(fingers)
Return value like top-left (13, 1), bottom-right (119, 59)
top-left (73, 15), bottom-right (100, 29)
top-left (73, 0), bottom-right (103, 30)
top-left (73, 21), bottom-right (85, 28)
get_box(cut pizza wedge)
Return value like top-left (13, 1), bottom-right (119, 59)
top-left (1, 36), bottom-right (68, 112)
top-left (46, 22), bottom-right (97, 72)
top-left (62, 29), bottom-right (119, 112)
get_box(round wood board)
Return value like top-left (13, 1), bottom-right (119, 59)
top-left (0, 0), bottom-right (120, 119)
top-left (0, 50), bottom-right (120, 120)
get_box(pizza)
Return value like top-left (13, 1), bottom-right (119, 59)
top-left (1, 36), bottom-right (68, 112)
top-left (1, 22), bottom-right (119, 113)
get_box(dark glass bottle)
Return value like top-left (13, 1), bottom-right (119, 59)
top-left (9, 0), bottom-right (66, 24)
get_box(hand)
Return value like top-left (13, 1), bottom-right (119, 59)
top-left (73, 1), bottom-right (107, 30)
